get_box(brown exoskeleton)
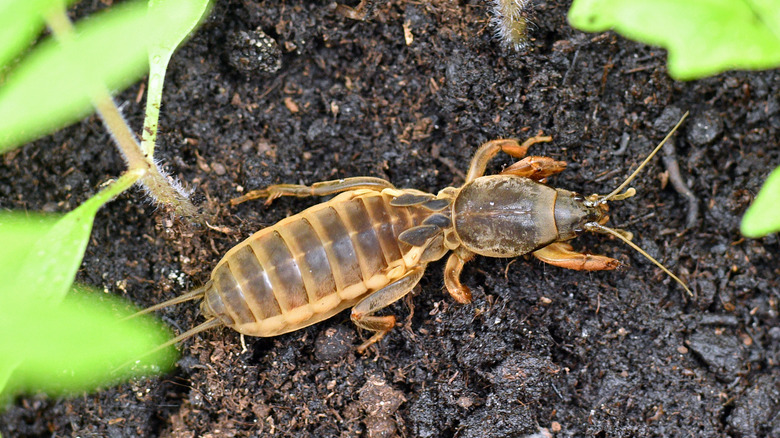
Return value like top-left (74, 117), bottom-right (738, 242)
top-left (132, 113), bottom-right (690, 355)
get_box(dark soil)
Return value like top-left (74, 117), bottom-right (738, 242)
top-left (2, 0), bottom-right (779, 436)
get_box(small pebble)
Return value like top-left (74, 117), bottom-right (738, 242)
top-left (227, 27), bottom-right (282, 75)
top-left (364, 416), bottom-right (396, 438)
top-left (687, 328), bottom-right (743, 377)
top-left (727, 376), bottom-right (778, 436)
top-left (686, 110), bottom-right (723, 146)
top-left (210, 162), bottom-right (226, 176)
top-left (457, 396), bottom-right (474, 409)
top-left (359, 375), bottom-right (406, 438)
top-left (359, 375), bottom-right (406, 417)
top-left (653, 107), bottom-right (684, 133)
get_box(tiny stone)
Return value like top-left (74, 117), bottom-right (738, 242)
top-left (653, 107), bottom-right (683, 133)
top-left (363, 416), bottom-right (396, 438)
top-left (727, 376), bottom-right (778, 436)
top-left (457, 396), bottom-right (474, 408)
top-left (211, 162), bottom-right (226, 175)
top-left (687, 328), bottom-right (743, 377)
top-left (359, 375), bottom-right (406, 417)
top-left (284, 97), bottom-right (299, 113)
top-left (227, 27), bottom-right (282, 75)
top-left (686, 110), bottom-right (723, 146)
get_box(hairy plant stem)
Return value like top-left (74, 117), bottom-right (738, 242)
top-left (141, 60), bottom-right (164, 159)
top-left (45, 6), bottom-right (201, 222)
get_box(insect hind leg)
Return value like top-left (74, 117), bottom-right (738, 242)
top-left (351, 266), bottom-right (426, 353)
top-left (231, 177), bottom-right (395, 206)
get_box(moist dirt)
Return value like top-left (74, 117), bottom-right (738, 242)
top-left (1, 0), bottom-right (778, 436)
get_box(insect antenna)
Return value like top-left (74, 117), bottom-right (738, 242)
top-left (113, 318), bottom-right (221, 374)
top-left (585, 222), bottom-right (692, 296)
top-left (582, 111), bottom-right (692, 295)
top-left (122, 282), bottom-right (211, 321)
top-left (594, 111), bottom-right (689, 205)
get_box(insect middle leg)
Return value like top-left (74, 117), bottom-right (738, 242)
top-left (230, 176), bottom-right (395, 205)
top-left (466, 134), bottom-right (553, 182)
top-left (351, 266), bottom-right (426, 353)
top-left (443, 247), bottom-right (475, 304)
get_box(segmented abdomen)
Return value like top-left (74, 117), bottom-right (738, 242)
top-left (201, 191), bottom-right (433, 337)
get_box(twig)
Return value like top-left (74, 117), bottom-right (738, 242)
top-left (561, 49), bottom-right (579, 87)
top-left (662, 139), bottom-right (699, 229)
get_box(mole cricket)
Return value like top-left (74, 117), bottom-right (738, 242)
top-left (130, 113), bottom-right (691, 357)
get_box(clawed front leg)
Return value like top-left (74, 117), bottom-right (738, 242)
top-left (499, 156), bottom-right (567, 182)
top-left (533, 242), bottom-right (621, 271)
top-left (230, 177), bottom-right (395, 206)
top-left (466, 134), bottom-right (553, 182)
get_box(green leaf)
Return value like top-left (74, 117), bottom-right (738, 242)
top-left (741, 166), bottom-right (780, 237)
top-left (568, 0), bottom-right (780, 80)
top-left (142, 0), bottom-right (212, 157)
top-left (0, 358), bottom-right (21, 401)
top-left (0, 286), bottom-right (177, 400)
top-left (0, 211), bottom-right (60, 269)
top-left (0, 170), bottom-right (173, 401)
top-left (0, 0), bottom-right (73, 69)
top-left (5, 170), bottom-right (141, 303)
top-left (0, 0), bottom-right (203, 152)
top-left (147, 0), bottom-right (210, 64)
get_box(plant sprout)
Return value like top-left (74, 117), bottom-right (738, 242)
top-left (0, 0), bottom-right (211, 404)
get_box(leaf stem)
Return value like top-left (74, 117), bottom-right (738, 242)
top-left (141, 53), bottom-right (169, 159)
top-left (44, 6), bottom-right (201, 222)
